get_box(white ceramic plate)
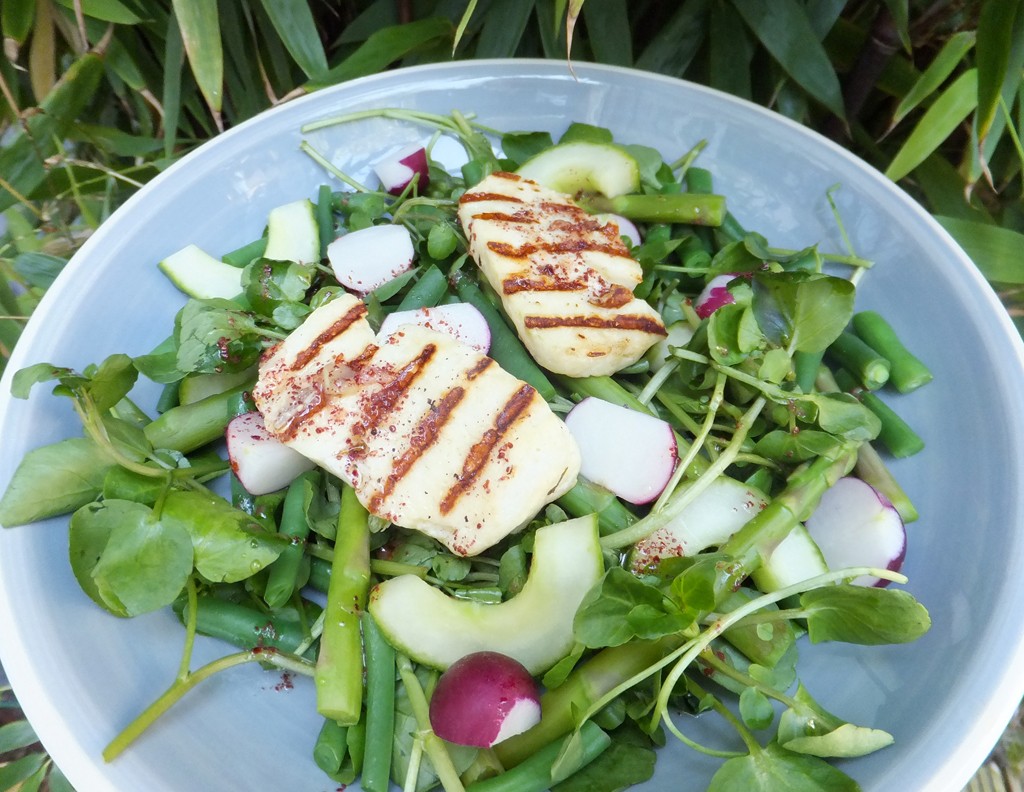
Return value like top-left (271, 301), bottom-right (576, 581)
top-left (2, 61), bottom-right (1023, 792)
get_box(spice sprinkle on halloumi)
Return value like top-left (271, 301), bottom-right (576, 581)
top-left (457, 172), bottom-right (667, 377)
top-left (253, 293), bottom-right (581, 557)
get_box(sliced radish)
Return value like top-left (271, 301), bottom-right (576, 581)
top-left (694, 274), bottom-right (739, 319)
top-left (428, 651), bottom-right (541, 748)
top-left (378, 302), bottom-right (491, 354)
top-left (595, 212), bottom-right (641, 247)
top-left (804, 476), bottom-right (906, 587)
top-left (327, 224), bottom-right (415, 294)
top-left (226, 411), bottom-right (316, 495)
top-left (563, 397), bottom-right (677, 505)
top-left (374, 144), bottom-right (430, 196)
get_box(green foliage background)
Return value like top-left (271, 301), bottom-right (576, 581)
top-left (0, 0), bottom-right (1022, 788)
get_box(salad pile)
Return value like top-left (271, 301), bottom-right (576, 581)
top-left (0, 108), bottom-right (933, 792)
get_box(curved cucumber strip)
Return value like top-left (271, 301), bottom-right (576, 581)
top-left (158, 244), bottom-right (243, 300)
top-left (516, 141), bottom-right (640, 198)
top-left (368, 515), bottom-right (602, 675)
top-left (265, 198), bottom-right (320, 264)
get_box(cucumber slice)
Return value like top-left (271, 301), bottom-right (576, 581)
top-left (627, 477), bottom-right (768, 574)
top-left (158, 244), bottom-right (243, 300)
top-left (516, 141), bottom-right (640, 198)
top-left (368, 514), bottom-right (603, 674)
top-left (178, 367), bottom-right (256, 406)
top-left (264, 199), bottom-right (319, 264)
top-left (645, 320), bottom-right (695, 372)
top-left (751, 524), bottom-right (828, 593)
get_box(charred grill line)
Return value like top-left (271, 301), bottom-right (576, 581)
top-left (524, 314), bottom-right (668, 335)
top-left (290, 303), bottom-right (369, 370)
top-left (350, 344), bottom-right (438, 441)
top-left (439, 384), bottom-right (536, 516)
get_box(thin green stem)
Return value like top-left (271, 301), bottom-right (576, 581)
top-left (299, 141), bottom-right (372, 192)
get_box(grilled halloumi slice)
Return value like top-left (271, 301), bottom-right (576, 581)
top-left (253, 293), bottom-right (580, 556)
top-left (457, 172), bottom-right (667, 377)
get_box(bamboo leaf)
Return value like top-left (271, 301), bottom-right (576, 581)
top-left (976, 0), bottom-right (1022, 141)
top-left (307, 18), bottom-right (453, 91)
top-left (536, 0), bottom-right (567, 58)
top-left (635, 0), bottom-right (710, 76)
top-left (888, 31), bottom-right (975, 131)
top-left (257, 0), bottom-right (328, 79)
top-left (884, 69), bottom-right (978, 182)
top-left (171, 0), bottom-right (223, 117)
top-left (580, 0), bottom-right (631, 66)
top-left (163, 11), bottom-right (184, 158)
top-left (913, 155), bottom-right (993, 224)
top-left (1, 0), bottom-right (36, 44)
top-left (52, 0), bottom-right (143, 24)
top-left (453, 0), bottom-right (479, 54)
top-left (804, 0), bottom-right (846, 39)
top-left (935, 216), bottom-right (1024, 285)
top-left (0, 720), bottom-right (39, 754)
top-left (730, 0), bottom-right (846, 119)
top-left (565, 0), bottom-right (584, 62)
top-left (475, 0), bottom-right (535, 58)
top-left (881, 0), bottom-right (910, 52)
top-left (28, 0), bottom-right (56, 103)
top-left (709, 0), bottom-right (752, 99)
top-left (337, 0), bottom-right (397, 44)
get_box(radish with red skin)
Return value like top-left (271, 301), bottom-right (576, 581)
top-left (377, 302), bottom-right (491, 354)
top-left (373, 144), bottom-right (430, 195)
top-left (226, 411), bottom-right (316, 495)
top-left (564, 397), bottom-right (677, 505)
top-left (327, 224), bottom-right (415, 294)
top-left (804, 476), bottom-right (906, 587)
top-left (595, 212), bottom-right (641, 247)
top-left (428, 651), bottom-right (541, 748)
top-left (694, 273), bottom-right (739, 319)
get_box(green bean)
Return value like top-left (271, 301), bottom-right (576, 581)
top-left (143, 384), bottom-right (252, 452)
top-left (792, 350), bottom-right (824, 393)
top-left (222, 236), bottom-right (268, 268)
top-left (557, 477), bottom-right (636, 536)
top-left (582, 192), bottom-right (726, 227)
top-left (827, 331), bottom-right (890, 390)
top-left (172, 595), bottom-right (317, 657)
top-left (685, 166), bottom-right (746, 242)
top-left (360, 612), bottom-right (396, 792)
top-left (852, 310), bottom-right (933, 393)
top-left (397, 264), bottom-right (449, 310)
top-left (155, 381), bottom-right (181, 414)
top-left (315, 484), bottom-right (371, 725)
top-left (835, 369), bottom-right (924, 458)
top-left (264, 470), bottom-right (317, 609)
top-left (313, 718), bottom-right (348, 776)
top-left (452, 272), bottom-right (556, 401)
top-left (473, 722), bottom-right (610, 792)
top-left (317, 184), bottom-right (335, 260)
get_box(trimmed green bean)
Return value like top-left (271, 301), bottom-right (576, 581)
top-left (397, 264), bottom-right (449, 310)
top-left (557, 477), bottom-right (636, 536)
top-left (155, 381), bottom-right (181, 414)
top-left (143, 384), bottom-right (252, 452)
top-left (172, 595), bottom-right (316, 656)
top-left (835, 369), bottom-right (924, 458)
top-left (685, 166), bottom-right (746, 242)
top-left (222, 236), bottom-right (268, 268)
top-left (827, 331), bottom-right (890, 390)
top-left (473, 722), bottom-right (610, 792)
top-left (317, 184), bottom-right (335, 260)
top-left (360, 612), bottom-right (396, 792)
top-left (852, 310), bottom-right (933, 393)
top-left (313, 718), bottom-right (348, 776)
top-left (453, 272), bottom-right (556, 401)
top-left (264, 470), bottom-right (317, 609)
top-left (315, 485), bottom-right (371, 725)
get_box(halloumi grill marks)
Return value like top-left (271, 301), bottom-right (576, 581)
top-left (253, 292), bottom-right (581, 556)
top-left (457, 172), bottom-right (667, 377)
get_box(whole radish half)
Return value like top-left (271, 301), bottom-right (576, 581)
top-left (428, 651), bottom-right (541, 748)
top-left (694, 273), bottom-right (739, 319)
top-left (327, 224), bottom-right (415, 294)
top-left (226, 411), bottom-right (316, 495)
top-left (805, 476), bottom-right (906, 587)
top-left (378, 303), bottom-right (491, 354)
top-left (374, 144), bottom-right (430, 195)
top-left (564, 397), bottom-right (677, 505)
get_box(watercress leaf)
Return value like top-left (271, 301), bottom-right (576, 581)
top-left (751, 272), bottom-right (855, 353)
top-left (368, 267), bottom-right (417, 304)
top-left (709, 240), bottom-right (761, 276)
top-left (800, 585), bottom-right (931, 645)
top-left (574, 567), bottom-right (691, 648)
top-left (758, 347), bottom-right (792, 384)
top-left (102, 415), bottom-right (153, 463)
top-left (542, 642), bottom-right (586, 689)
top-left (806, 393), bottom-right (881, 441)
top-left (161, 489), bottom-right (288, 583)
top-left (0, 438), bottom-right (111, 526)
top-left (271, 301), bottom-right (312, 330)
top-left (748, 641), bottom-right (799, 692)
top-left (10, 362), bottom-right (78, 399)
top-left (133, 335), bottom-right (185, 384)
top-left (89, 501), bottom-right (194, 616)
top-left (86, 354), bottom-right (139, 412)
top-left (719, 588), bottom-right (797, 668)
top-left (426, 222), bottom-right (459, 260)
top-left (559, 122), bottom-right (614, 144)
top-left (707, 303), bottom-right (762, 365)
top-left (243, 258), bottom-right (314, 318)
top-left (783, 723), bottom-right (894, 758)
top-left (620, 144), bottom-right (665, 190)
top-left (498, 543), bottom-right (528, 597)
top-left (550, 737), bottom-right (657, 792)
top-left (175, 298), bottom-right (264, 374)
top-left (500, 131), bottom-right (554, 167)
top-left (776, 682), bottom-right (845, 743)
top-left (670, 553), bottom-right (729, 614)
top-left (754, 429), bottom-right (841, 463)
top-left (102, 466), bottom-right (168, 505)
top-left (740, 686), bottom-right (775, 731)
top-left (431, 553), bottom-right (471, 582)
top-left (69, 500), bottom-right (137, 616)
top-left (709, 742), bottom-right (860, 791)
